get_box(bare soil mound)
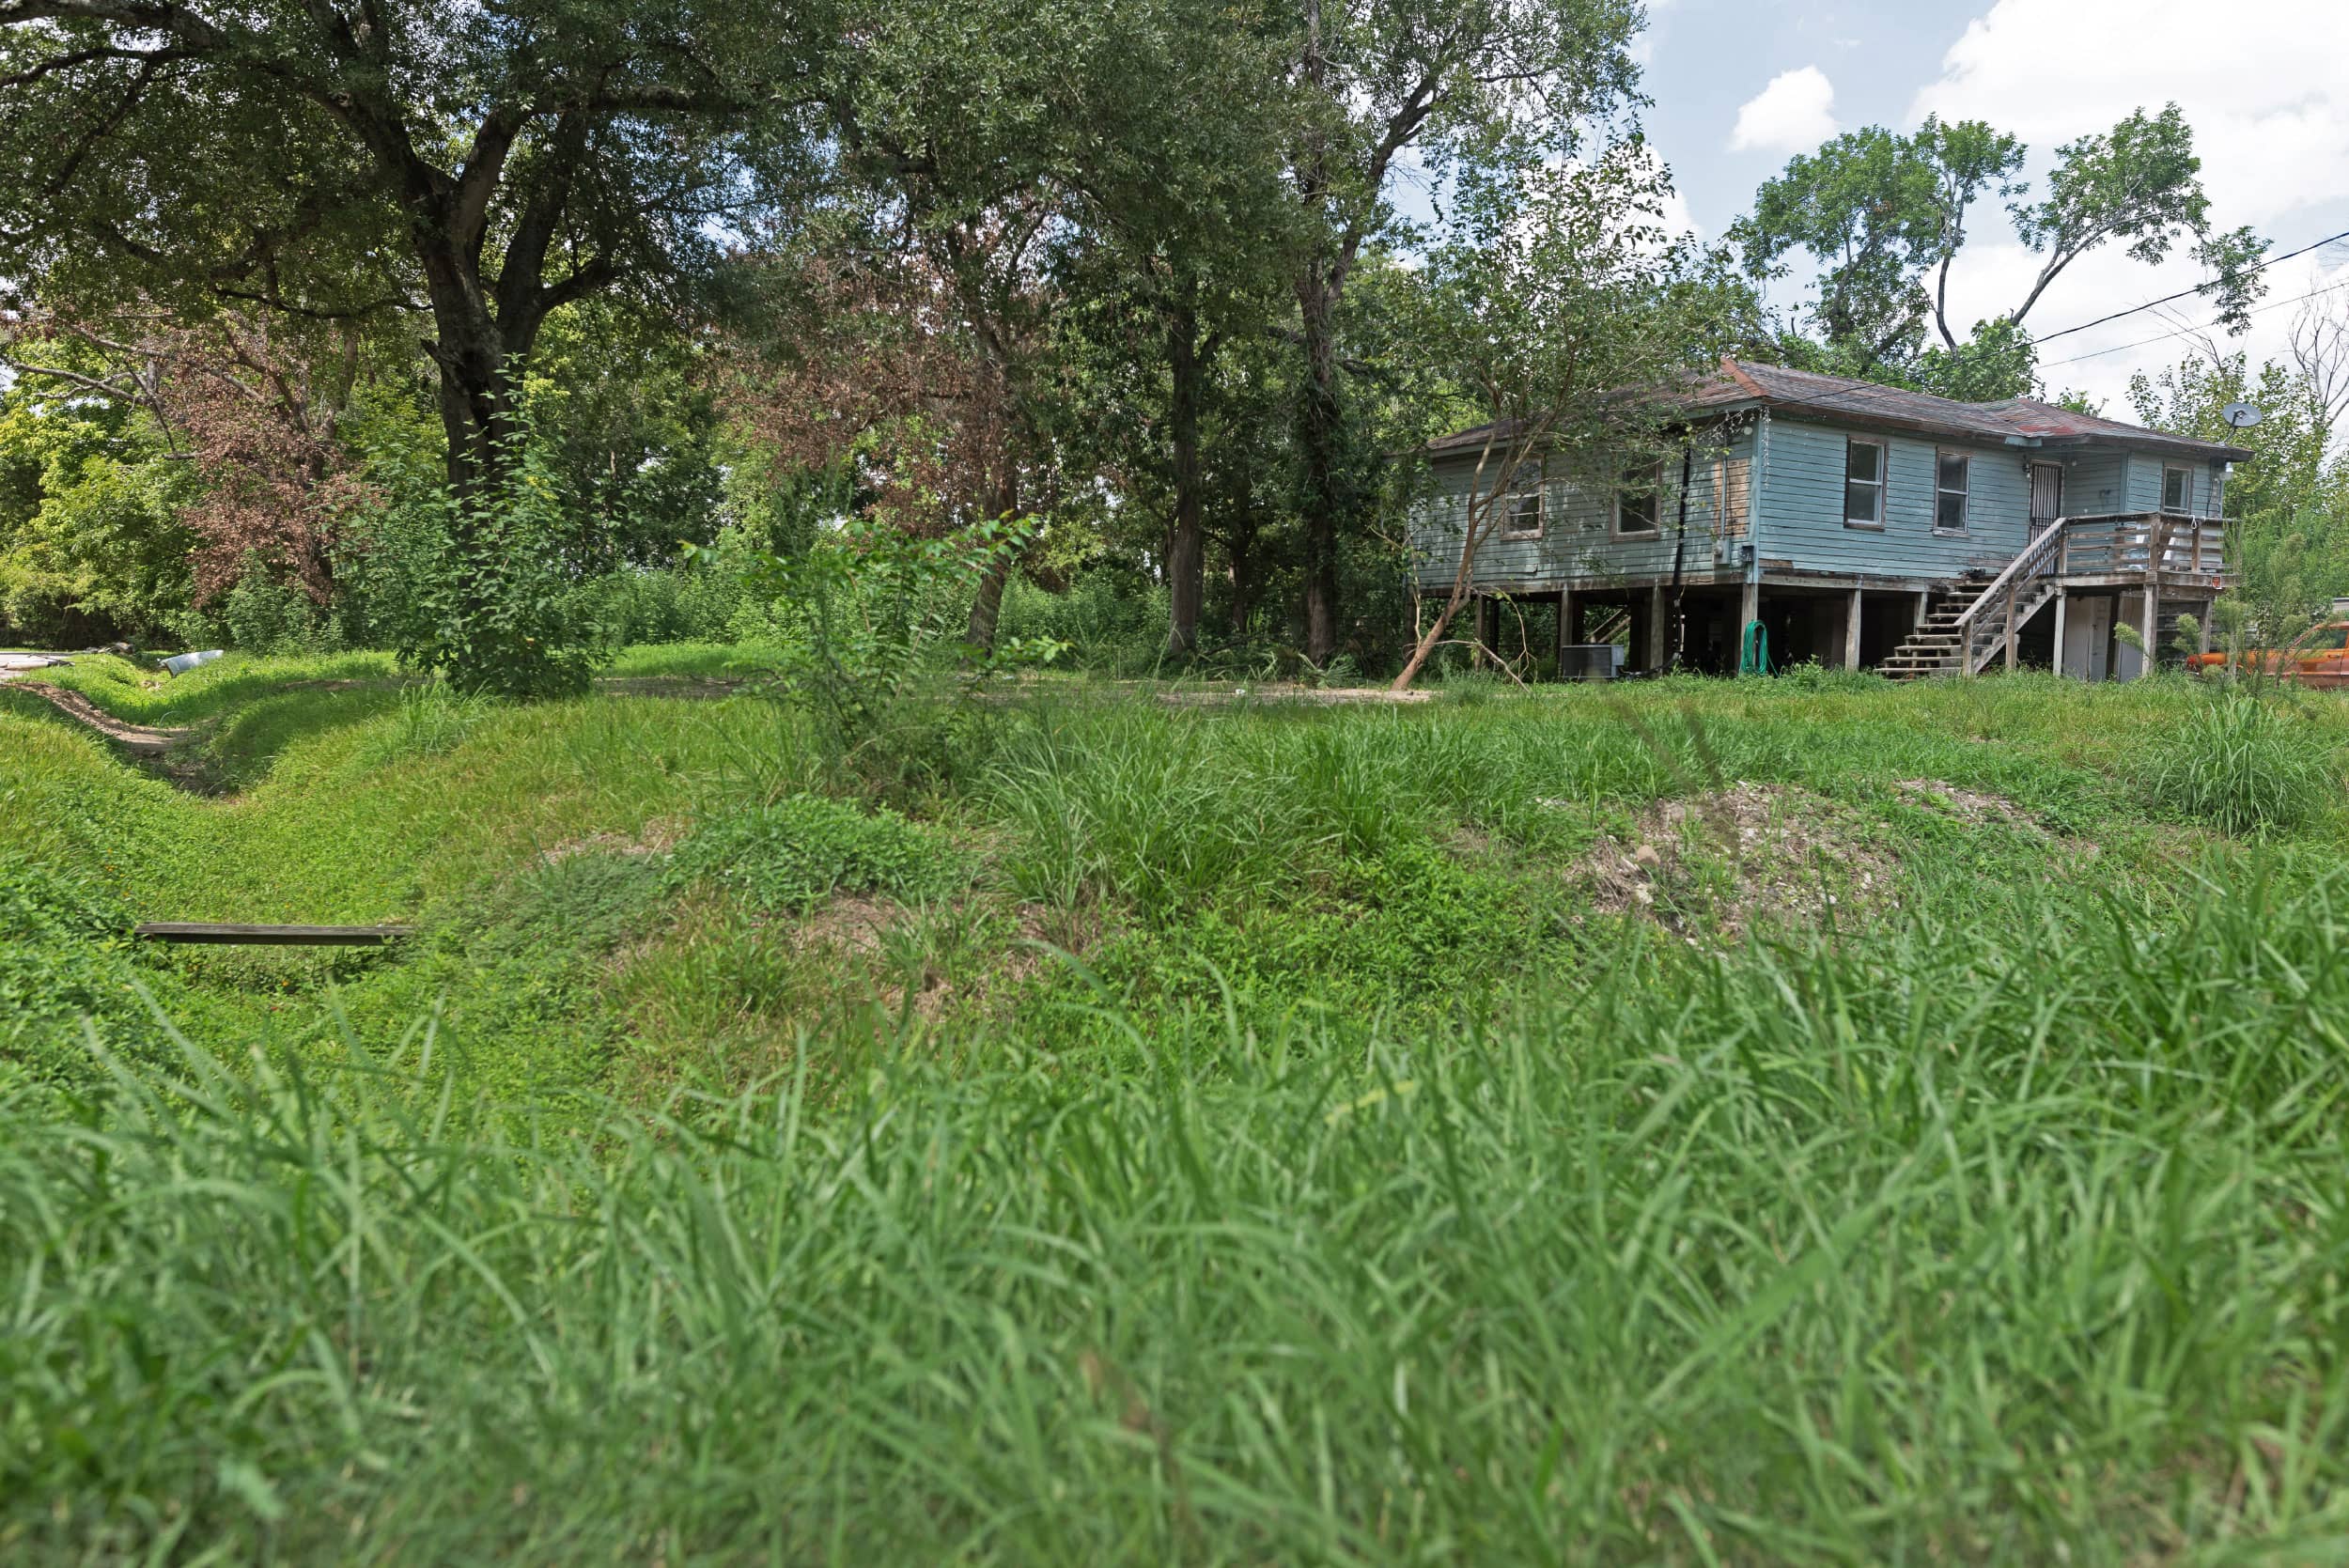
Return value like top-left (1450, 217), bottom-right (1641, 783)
top-left (1578, 782), bottom-right (1899, 940)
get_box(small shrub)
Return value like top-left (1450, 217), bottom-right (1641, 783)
top-left (730, 515), bottom-right (1054, 791)
top-left (355, 683), bottom-right (495, 768)
top-left (393, 418), bottom-right (602, 701)
top-left (669, 794), bottom-right (966, 913)
top-left (2139, 695), bottom-right (2337, 838)
top-left (995, 573), bottom-right (1168, 675)
top-left (217, 561), bottom-right (344, 655)
top-left (1776, 660), bottom-right (1886, 692)
top-left (575, 553), bottom-right (747, 647)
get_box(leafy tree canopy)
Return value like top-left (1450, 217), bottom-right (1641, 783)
top-left (1733, 104), bottom-right (2266, 401)
top-left (0, 0), bottom-right (838, 489)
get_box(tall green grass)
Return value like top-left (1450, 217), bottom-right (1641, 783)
top-left (2140, 692), bottom-right (2341, 838)
top-left (9, 871), bottom-right (2349, 1560)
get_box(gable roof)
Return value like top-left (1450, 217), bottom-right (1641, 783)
top-left (1428, 357), bottom-right (2254, 464)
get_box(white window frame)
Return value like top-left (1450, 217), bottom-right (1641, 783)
top-left (1934, 450), bottom-right (1971, 534)
top-left (1497, 460), bottom-right (1545, 539)
top-left (1611, 460), bottom-right (1664, 538)
top-left (2162, 465), bottom-right (2193, 514)
top-left (1843, 437), bottom-right (1887, 529)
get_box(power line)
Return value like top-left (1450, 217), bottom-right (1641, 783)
top-left (2032, 226), bottom-right (2349, 345)
top-left (2040, 273), bottom-right (2349, 369)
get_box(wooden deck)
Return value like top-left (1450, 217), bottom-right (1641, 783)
top-left (1880, 511), bottom-right (2227, 680)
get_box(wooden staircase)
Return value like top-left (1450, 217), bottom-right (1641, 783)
top-left (1880, 578), bottom-right (2063, 681)
top-left (1877, 590), bottom-right (1974, 681)
top-left (1879, 520), bottom-right (2079, 681)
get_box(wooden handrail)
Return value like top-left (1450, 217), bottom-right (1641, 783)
top-left (1954, 519), bottom-right (2068, 632)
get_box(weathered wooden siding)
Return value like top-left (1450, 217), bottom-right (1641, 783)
top-left (1754, 419), bottom-right (2025, 578)
top-left (2123, 452), bottom-right (2217, 513)
top-left (1409, 427), bottom-right (1755, 590)
top-left (1409, 415), bottom-right (2236, 593)
top-left (2064, 451), bottom-right (2129, 515)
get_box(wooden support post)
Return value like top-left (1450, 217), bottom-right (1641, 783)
top-left (1471, 596), bottom-right (1490, 667)
top-left (1913, 589), bottom-right (1931, 637)
top-left (2052, 591), bottom-right (2070, 679)
top-left (2142, 516), bottom-right (2164, 677)
top-left (2199, 602), bottom-right (2213, 657)
top-left (2004, 582), bottom-right (2019, 673)
top-left (1843, 587), bottom-right (1863, 670)
top-left (1648, 584), bottom-right (1669, 672)
top-left (1560, 588), bottom-right (1579, 650)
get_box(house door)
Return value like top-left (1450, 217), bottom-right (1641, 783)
top-left (2030, 462), bottom-right (2064, 536)
top-left (2081, 595), bottom-right (2113, 681)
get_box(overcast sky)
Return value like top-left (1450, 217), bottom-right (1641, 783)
top-left (1623, 0), bottom-right (2349, 411)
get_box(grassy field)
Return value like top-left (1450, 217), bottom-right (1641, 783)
top-left (7, 650), bottom-right (2349, 1561)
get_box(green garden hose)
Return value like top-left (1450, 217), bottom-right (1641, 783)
top-left (1738, 620), bottom-right (1770, 676)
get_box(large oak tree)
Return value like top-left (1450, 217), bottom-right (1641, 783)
top-left (0, 0), bottom-right (835, 492)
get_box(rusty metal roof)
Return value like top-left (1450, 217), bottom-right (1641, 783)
top-left (1428, 358), bottom-right (2255, 463)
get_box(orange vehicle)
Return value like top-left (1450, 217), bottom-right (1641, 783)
top-left (2187, 621), bottom-right (2349, 688)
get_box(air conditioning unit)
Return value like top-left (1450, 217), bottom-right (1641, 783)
top-left (1559, 644), bottom-right (1621, 681)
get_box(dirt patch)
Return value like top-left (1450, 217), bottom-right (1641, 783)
top-left (802, 896), bottom-right (1096, 1023)
top-left (1157, 682), bottom-right (1434, 707)
top-left (1890, 778), bottom-right (2041, 829)
top-left (794, 893), bottom-right (905, 959)
top-left (594, 675), bottom-right (748, 700)
top-left (1577, 782), bottom-right (1899, 940)
top-left (539, 819), bottom-right (681, 865)
top-left (8, 679), bottom-right (192, 755)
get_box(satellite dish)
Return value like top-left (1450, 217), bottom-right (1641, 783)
top-left (2222, 401), bottom-right (2264, 429)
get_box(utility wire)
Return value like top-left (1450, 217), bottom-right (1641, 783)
top-left (2040, 273), bottom-right (2349, 369)
top-left (2032, 226), bottom-right (2349, 345)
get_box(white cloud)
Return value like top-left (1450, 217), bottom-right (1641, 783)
top-left (1910, 0), bottom-right (2349, 408)
top-left (1729, 67), bottom-right (1837, 156)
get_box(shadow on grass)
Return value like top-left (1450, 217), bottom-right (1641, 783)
top-left (200, 686), bottom-right (414, 790)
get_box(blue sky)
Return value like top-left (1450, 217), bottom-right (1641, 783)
top-left (1641, 0), bottom-right (1989, 239)
top-left (1609, 0), bottom-right (2349, 411)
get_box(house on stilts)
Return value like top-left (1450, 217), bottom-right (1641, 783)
top-left (1408, 358), bottom-right (2248, 679)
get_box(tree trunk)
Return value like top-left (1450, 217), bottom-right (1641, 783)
top-left (1392, 591), bottom-right (1464, 691)
top-left (1392, 433), bottom-right (1542, 693)
top-left (1227, 515), bottom-right (1259, 637)
top-left (1294, 270), bottom-right (1349, 667)
top-left (419, 257), bottom-right (537, 495)
top-left (1165, 303), bottom-right (1206, 657)
top-left (966, 466), bottom-right (1020, 654)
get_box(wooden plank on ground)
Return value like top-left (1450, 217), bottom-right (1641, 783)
top-left (133, 923), bottom-right (413, 946)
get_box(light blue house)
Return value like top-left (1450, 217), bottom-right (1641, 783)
top-left (1410, 359), bottom-right (2248, 679)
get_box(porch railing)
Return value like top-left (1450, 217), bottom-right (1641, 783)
top-left (2052, 512), bottom-right (2229, 582)
top-left (1955, 511), bottom-right (2229, 676)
